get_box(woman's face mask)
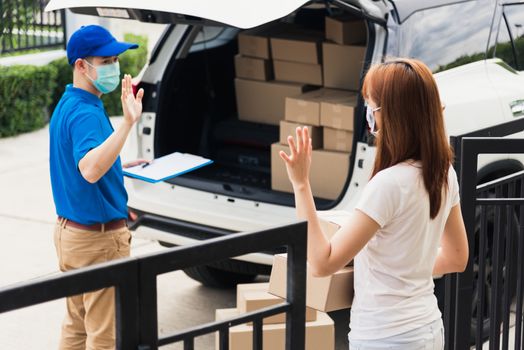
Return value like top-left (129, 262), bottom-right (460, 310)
top-left (84, 59), bottom-right (120, 94)
top-left (366, 104), bottom-right (381, 136)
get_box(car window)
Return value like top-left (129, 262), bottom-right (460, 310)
top-left (395, 1), bottom-right (494, 73)
top-left (494, 4), bottom-right (524, 71)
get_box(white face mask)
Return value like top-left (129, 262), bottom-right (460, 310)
top-left (366, 105), bottom-right (381, 136)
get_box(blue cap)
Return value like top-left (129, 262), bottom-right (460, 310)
top-left (66, 25), bottom-right (138, 65)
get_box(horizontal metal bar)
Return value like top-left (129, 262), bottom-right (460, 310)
top-left (461, 137), bottom-right (524, 154)
top-left (140, 222), bottom-right (306, 276)
top-left (0, 258), bottom-right (137, 313)
top-left (476, 170), bottom-right (524, 192)
top-left (452, 118), bottom-right (524, 139)
top-left (475, 198), bottom-right (524, 205)
top-left (157, 303), bottom-right (291, 346)
top-left (1, 42), bottom-right (64, 53)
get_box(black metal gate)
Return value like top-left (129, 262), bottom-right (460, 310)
top-left (0, 0), bottom-right (66, 54)
top-left (0, 222), bottom-right (307, 350)
top-left (445, 117), bottom-right (524, 350)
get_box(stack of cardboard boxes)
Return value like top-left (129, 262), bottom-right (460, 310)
top-left (215, 282), bottom-right (333, 350)
top-left (272, 88), bottom-right (358, 200)
top-left (215, 220), bottom-right (354, 350)
top-left (234, 16), bottom-right (366, 199)
top-left (235, 24), bottom-right (316, 126)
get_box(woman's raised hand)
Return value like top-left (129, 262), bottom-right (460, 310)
top-left (279, 126), bottom-right (313, 189)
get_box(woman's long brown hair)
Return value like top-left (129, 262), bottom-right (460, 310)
top-left (362, 58), bottom-right (453, 219)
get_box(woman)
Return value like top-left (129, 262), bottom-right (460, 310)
top-left (279, 58), bottom-right (469, 349)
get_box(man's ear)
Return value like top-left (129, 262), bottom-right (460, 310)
top-left (74, 58), bottom-right (87, 73)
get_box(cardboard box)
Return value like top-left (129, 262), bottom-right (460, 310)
top-left (237, 282), bottom-right (317, 324)
top-left (318, 218), bottom-right (351, 266)
top-left (238, 30), bottom-right (272, 59)
top-left (215, 308), bottom-right (334, 350)
top-left (325, 16), bottom-right (367, 45)
top-left (271, 143), bottom-right (350, 200)
top-left (279, 121), bottom-right (323, 149)
top-left (235, 79), bottom-right (312, 125)
top-left (270, 33), bottom-right (323, 64)
top-left (237, 23), bottom-right (288, 59)
top-left (320, 93), bottom-right (358, 131)
top-left (323, 43), bottom-right (366, 90)
top-left (273, 60), bottom-right (322, 85)
top-left (319, 218), bottom-right (341, 241)
top-left (285, 88), bottom-right (355, 126)
top-left (234, 55), bottom-right (272, 81)
top-left (268, 254), bottom-right (354, 312)
top-left (285, 88), bottom-right (357, 126)
top-left (323, 128), bottom-right (353, 153)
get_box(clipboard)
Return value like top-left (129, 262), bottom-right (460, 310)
top-left (123, 152), bottom-right (213, 183)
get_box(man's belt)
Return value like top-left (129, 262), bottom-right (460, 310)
top-left (58, 217), bottom-right (127, 232)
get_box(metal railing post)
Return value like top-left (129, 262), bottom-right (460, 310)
top-left (115, 260), bottom-right (140, 349)
top-left (138, 272), bottom-right (159, 350)
top-left (452, 138), bottom-right (478, 350)
top-left (286, 222), bottom-right (307, 350)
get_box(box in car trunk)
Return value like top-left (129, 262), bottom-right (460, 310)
top-left (325, 16), bottom-right (367, 45)
top-left (279, 120), bottom-right (323, 149)
top-left (323, 43), bottom-right (366, 90)
top-left (237, 22), bottom-right (299, 59)
top-left (270, 31), bottom-right (324, 64)
top-left (273, 60), bottom-right (323, 85)
top-left (235, 55), bottom-right (273, 81)
top-left (320, 92), bottom-right (358, 131)
top-left (235, 79), bottom-right (314, 125)
top-left (271, 143), bottom-right (350, 200)
top-left (285, 88), bottom-right (355, 126)
top-left (323, 128), bottom-right (353, 153)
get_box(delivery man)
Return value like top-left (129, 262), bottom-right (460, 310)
top-left (49, 24), bottom-right (146, 349)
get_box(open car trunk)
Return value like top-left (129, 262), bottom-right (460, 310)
top-left (45, 0), bottom-right (373, 209)
top-left (153, 6), bottom-right (369, 208)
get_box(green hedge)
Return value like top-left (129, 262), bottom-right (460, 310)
top-left (0, 33), bottom-right (148, 138)
top-left (51, 33), bottom-right (148, 116)
top-left (0, 64), bottom-right (57, 137)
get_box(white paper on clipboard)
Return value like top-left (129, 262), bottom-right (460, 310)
top-left (123, 152), bottom-right (213, 183)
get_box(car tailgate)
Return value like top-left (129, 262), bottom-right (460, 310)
top-left (45, 0), bottom-right (311, 29)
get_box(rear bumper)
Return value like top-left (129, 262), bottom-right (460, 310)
top-left (129, 207), bottom-right (279, 266)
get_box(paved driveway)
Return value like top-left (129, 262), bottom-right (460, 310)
top-left (0, 120), bottom-right (239, 349)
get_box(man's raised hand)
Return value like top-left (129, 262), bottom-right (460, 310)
top-left (121, 74), bottom-right (144, 125)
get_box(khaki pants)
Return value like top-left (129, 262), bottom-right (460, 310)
top-left (53, 218), bottom-right (131, 350)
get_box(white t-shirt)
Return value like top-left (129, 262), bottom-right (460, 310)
top-left (349, 161), bottom-right (460, 340)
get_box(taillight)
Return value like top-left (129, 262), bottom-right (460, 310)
top-left (131, 77), bottom-right (140, 96)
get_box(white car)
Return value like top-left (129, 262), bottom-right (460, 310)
top-left (47, 0), bottom-right (524, 339)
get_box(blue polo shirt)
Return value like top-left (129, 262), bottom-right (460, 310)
top-left (49, 84), bottom-right (128, 225)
